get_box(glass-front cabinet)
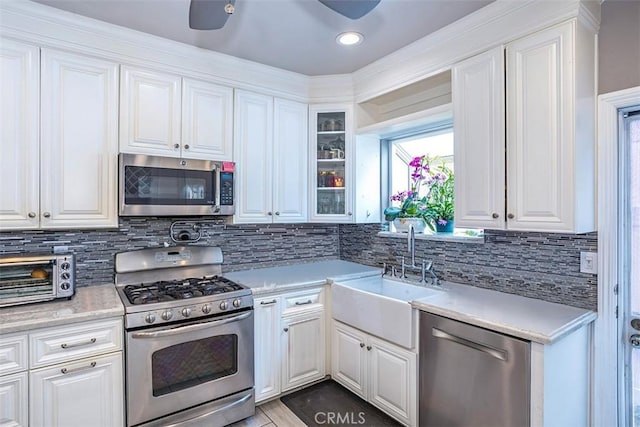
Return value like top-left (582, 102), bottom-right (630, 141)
top-left (309, 105), bottom-right (353, 222)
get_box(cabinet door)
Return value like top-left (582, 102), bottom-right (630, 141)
top-left (181, 78), bottom-right (233, 160)
top-left (120, 66), bottom-right (181, 155)
top-left (0, 39), bottom-right (39, 230)
top-left (30, 352), bottom-right (123, 427)
top-left (0, 372), bottom-right (28, 427)
top-left (453, 46), bottom-right (506, 230)
top-left (273, 98), bottom-right (308, 223)
top-left (281, 310), bottom-right (325, 392)
top-left (331, 321), bottom-right (367, 400)
top-left (368, 336), bottom-right (416, 427)
top-left (506, 22), bottom-right (575, 232)
top-left (233, 90), bottom-right (274, 223)
top-left (309, 105), bottom-right (353, 223)
top-left (40, 49), bottom-right (119, 229)
top-left (254, 296), bottom-right (281, 403)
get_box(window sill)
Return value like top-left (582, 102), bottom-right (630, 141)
top-left (377, 230), bottom-right (485, 244)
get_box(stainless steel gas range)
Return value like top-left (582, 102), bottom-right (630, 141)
top-left (114, 246), bottom-right (254, 427)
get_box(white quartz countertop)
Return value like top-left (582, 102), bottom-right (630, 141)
top-left (223, 260), bottom-right (380, 295)
top-left (0, 284), bottom-right (124, 334)
top-left (409, 281), bottom-right (597, 344)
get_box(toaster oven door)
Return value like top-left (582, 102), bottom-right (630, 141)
top-left (0, 257), bottom-right (64, 307)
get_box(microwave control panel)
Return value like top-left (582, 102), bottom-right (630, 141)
top-left (220, 172), bottom-right (234, 206)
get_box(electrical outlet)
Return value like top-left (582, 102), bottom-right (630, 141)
top-left (53, 246), bottom-right (69, 254)
top-left (580, 251), bottom-right (598, 274)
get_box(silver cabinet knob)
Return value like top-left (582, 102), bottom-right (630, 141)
top-left (184, 144), bottom-right (190, 150)
top-left (28, 212), bottom-right (36, 218)
top-left (43, 212), bottom-right (51, 218)
top-left (366, 345), bottom-right (372, 351)
top-left (348, 212), bottom-right (353, 216)
top-left (492, 213), bottom-right (499, 219)
top-left (275, 211), bottom-right (280, 216)
top-left (174, 143), bottom-right (180, 149)
top-left (283, 327), bottom-right (289, 332)
top-left (507, 213), bottom-right (514, 219)
top-left (359, 343), bottom-right (365, 348)
top-left (267, 211), bottom-right (273, 216)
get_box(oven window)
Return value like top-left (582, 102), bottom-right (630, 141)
top-left (151, 334), bottom-right (238, 397)
top-left (0, 261), bottom-right (55, 303)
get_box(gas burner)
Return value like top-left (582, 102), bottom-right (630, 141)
top-left (122, 276), bottom-right (244, 305)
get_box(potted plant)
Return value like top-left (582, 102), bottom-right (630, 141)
top-left (384, 155), bottom-right (455, 233)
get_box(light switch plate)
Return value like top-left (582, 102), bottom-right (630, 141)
top-left (580, 251), bottom-right (598, 274)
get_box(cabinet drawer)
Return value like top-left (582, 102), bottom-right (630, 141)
top-left (282, 288), bottom-right (324, 316)
top-left (30, 318), bottom-right (122, 369)
top-left (0, 333), bottom-right (28, 375)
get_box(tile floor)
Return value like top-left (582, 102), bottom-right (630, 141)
top-left (229, 399), bottom-right (306, 427)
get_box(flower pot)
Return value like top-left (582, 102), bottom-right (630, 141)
top-left (393, 218), bottom-right (427, 233)
top-left (435, 219), bottom-right (454, 233)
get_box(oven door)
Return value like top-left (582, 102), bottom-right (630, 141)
top-left (119, 153), bottom-right (219, 216)
top-left (125, 310), bottom-right (254, 426)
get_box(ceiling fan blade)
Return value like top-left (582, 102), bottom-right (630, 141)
top-left (189, 0), bottom-right (234, 30)
top-left (318, 0), bottom-right (381, 19)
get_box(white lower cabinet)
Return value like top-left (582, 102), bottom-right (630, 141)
top-left (0, 371), bottom-right (28, 427)
top-left (332, 320), bottom-right (416, 426)
top-left (30, 352), bottom-right (123, 427)
top-left (0, 318), bottom-right (124, 427)
top-left (254, 288), bottom-right (326, 403)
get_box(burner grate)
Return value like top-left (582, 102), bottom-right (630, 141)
top-left (123, 276), bottom-right (244, 305)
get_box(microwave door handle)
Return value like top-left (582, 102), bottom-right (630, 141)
top-left (214, 165), bottom-right (221, 209)
top-left (131, 311), bottom-right (251, 339)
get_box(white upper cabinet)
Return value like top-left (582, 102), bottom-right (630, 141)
top-left (454, 19), bottom-right (596, 233)
top-left (40, 49), bottom-right (119, 229)
top-left (0, 39), bottom-right (40, 230)
top-left (453, 46), bottom-right (505, 230)
top-left (181, 78), bottom-right (233, 160)
top-left (120, 66), bottom-right (233, 160)
top-left (120, 66), bottom-right (181, 155)
top-left (0, 42), bottom-right (118, 230)
top-left (234, 90), bottom-right (307, 224)
top-left (506, 19), bottom-right (595, 233)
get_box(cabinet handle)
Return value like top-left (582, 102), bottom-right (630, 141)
top-left (61, 361), bottom-right (96, 375)
top-left (42, 212), bottom-right (51, 218)
top-left (267, 211), bottom-right (273, 216)
top-left (275, 211), bottom-right (280, 216)
top-left (359, 342), bottom-right (365, 348)
top-left (507, 213), bottom-right (514, 219)
top-left (492, 213), bottom-right (499, 219)
top-left (184, 144), bottom-right (190, 150)
top-left (348, 212), bottom-right (353, 216)
top-left (28, 212), bottom-right (36, 218)
top-left (260, 299), bottom-right (277, 305)
top-left (174, 143), bottom-right (180, 149)
top-left (366, 345), bottom-right (372, 351)
top-left (294, 300), bottom-right (313, 306)
top-left (283, 327), bottom-right (289, 332)
top-left (61, 337), bottom-right (96, 349)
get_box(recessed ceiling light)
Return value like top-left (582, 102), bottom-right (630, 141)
top-left (336, 32), bottom-right (364, 46)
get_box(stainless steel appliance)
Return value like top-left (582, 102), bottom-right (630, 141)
top-left (0, 253), bottom-right (75, 307)
top-left (419, 312), bottom-right (530, 426)
top-left (115, 246), bottom-right (254, 427)
top-left (119, 153), bottom-right (235, 216)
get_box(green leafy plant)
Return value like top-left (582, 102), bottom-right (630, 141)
top-left (383, 155), bottom-right (454, 230)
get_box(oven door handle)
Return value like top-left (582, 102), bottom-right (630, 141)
top-left (131, 311), bottom-right (251, 339)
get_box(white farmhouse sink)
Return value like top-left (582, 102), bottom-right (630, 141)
top-left (331, 277), bottom-right (443, 348)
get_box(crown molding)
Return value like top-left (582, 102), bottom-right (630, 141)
top-left (307, 74), bottom-right (355, 103)
top-left (0, 0), bottom-right (310, 101)
top-left (352, 0), bottom-right (598, 103)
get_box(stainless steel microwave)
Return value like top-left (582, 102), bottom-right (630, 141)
top-left (0, 253), bottom-right (75, 308)
top-left (119, 154), bottom-right (235, 216)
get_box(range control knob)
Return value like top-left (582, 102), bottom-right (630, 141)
top-left (233, 299), bottom-right (242, 308)
top-left (202, 304), bottom-right (212, 314)
top-left (60, 282), bottom-right (70, 290)
top-left (145, 313), bottom-right (156, 324)
top-left (182, 307), bottom-right (192, 318)
top-left (61, 272), bottom-right (71, 280)
top-left (161, 311), bottom-right (173, 321)
top-left (219, 301), bottom-right (229, 311)
top-left (60, 262), bottom-right (71, 270)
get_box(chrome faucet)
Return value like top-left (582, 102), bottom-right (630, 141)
top-left (424, 260), bottom-right (440, 286)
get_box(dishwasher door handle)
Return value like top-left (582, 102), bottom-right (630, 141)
top-left (432, 327), bottom-right (508, 361)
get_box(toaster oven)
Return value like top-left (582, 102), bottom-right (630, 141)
top-left (0, 254), bottom-right (75, 308)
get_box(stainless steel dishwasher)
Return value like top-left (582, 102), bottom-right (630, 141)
top-left (419, 312), bottom-right (530, 426)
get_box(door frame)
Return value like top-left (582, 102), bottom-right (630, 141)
top-left (595, 86), bottom-right (640, 426)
